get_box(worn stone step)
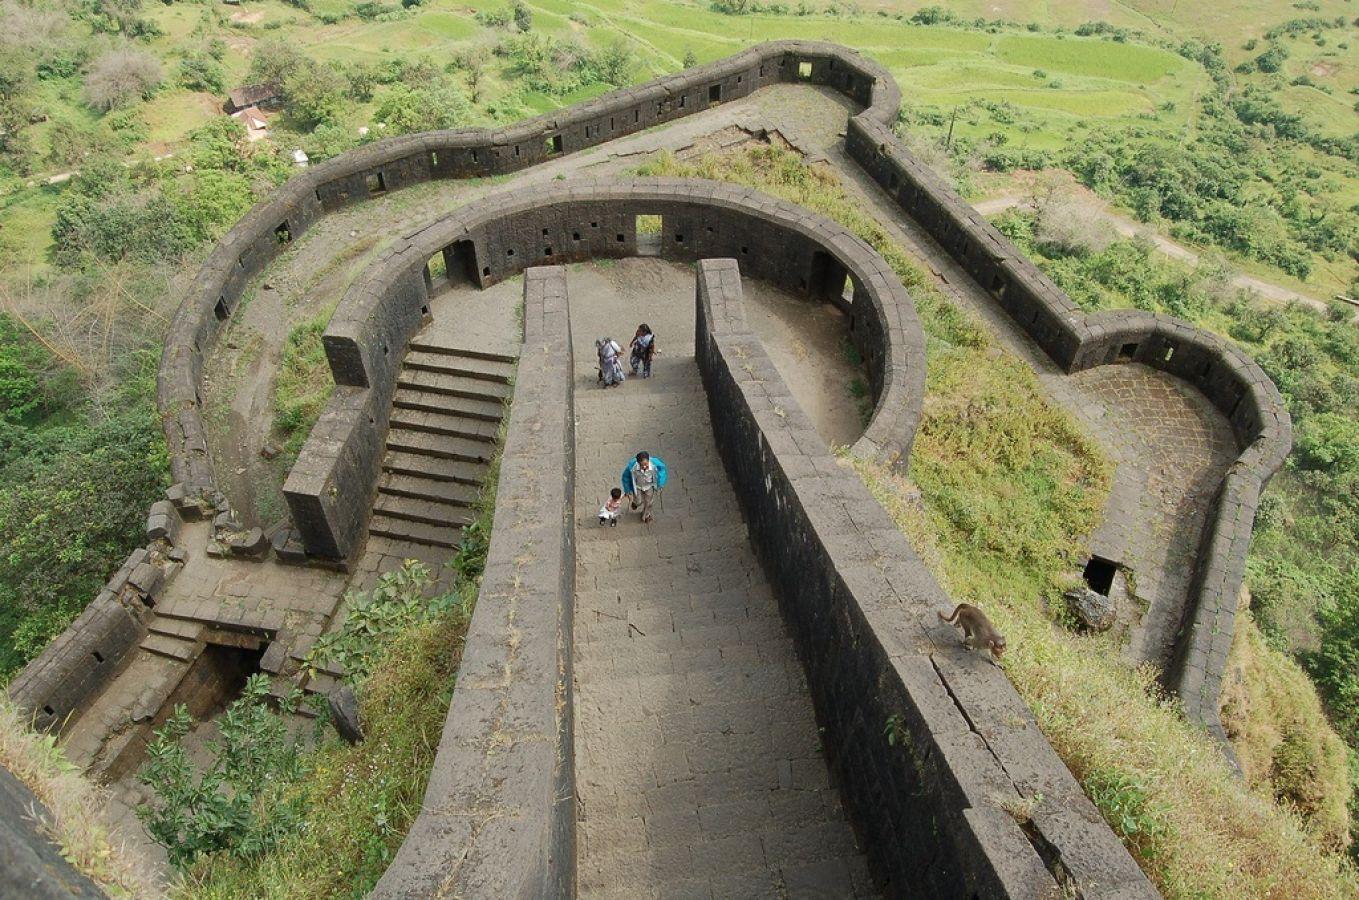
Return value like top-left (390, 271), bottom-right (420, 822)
top-left (390, 393), bottom-right (502, 439)
top-left (368, 514), bottom-right (463, 549)
top-left (408, 340), bottom-right (517, 367)
top-left (397, 368), bottom-right (511, 404)
top-left (140, 632), bottom-right (200, 662)
top-left (373, 495), bottom-right (477, 528)
top-left (382, 450), bottom-right (487, 484)
top-left (378, 473), bottom-right (481, 507)
top-left (149, 617), bottom-right (206, 641)
top-left (386, 431), bottom-right (495, 464)
top-left (403, 349), bottom-right (515, 384)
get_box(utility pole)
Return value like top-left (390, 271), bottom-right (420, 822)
top-left (945, 105), bottom-right (958, 151)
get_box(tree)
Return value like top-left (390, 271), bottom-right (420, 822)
top-left (248, 39), bottom-right (306, 87)
top-left (682, 48), bottom-right (697, 69)
top-left (84, 46), bottom-right (161, 111)
top-left (375, 79), bottom-right (471, 134)
top-left (178, 50), bottom-right (224, 93)
top-left (512, 0), bottom-right (532, 31)
top-left (282, 60), bottom-right (347, 130)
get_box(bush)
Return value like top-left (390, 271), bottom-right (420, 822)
top-left (178, 50), bottom-right (225, 93)
top-left (138, 676), bottom-right (320, 869)
top-left (83, 46), bottom-right (161, 111)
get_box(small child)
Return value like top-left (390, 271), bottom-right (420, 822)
top-left (598, 487), bottom-right (623, 527)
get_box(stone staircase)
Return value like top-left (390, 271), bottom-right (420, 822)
top-left (369, 339), bottom-right (514, 549)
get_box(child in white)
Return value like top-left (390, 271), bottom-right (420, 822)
top-left (598, 487), bottom-right (623, 527)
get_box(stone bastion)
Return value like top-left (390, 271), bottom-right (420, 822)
top-left (6, 38), bottom-right (1291, 897)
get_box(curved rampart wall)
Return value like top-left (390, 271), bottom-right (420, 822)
top-left (372, 267), bottom-right (576, 898)
top-left (694, 258), bottom-right (1156, 897)
top-left (283, 178), bottom-right (924, 560)
top-left (157, 40), bottom-right (891, 496)
top-left (845, 113), bottom-right (1290, 747)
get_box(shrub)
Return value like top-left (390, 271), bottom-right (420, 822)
top-left (178, 50), bottom-right (225, 93)
top-left (138, 677), bottom-right (320, 869)
top-left (83, 46), bottom-right (161, 111)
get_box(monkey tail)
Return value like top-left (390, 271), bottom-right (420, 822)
top-left (938, 605), bottom-right (962, 623)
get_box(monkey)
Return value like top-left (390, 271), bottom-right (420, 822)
top-left (938, 603), bottom-right (1007, 659)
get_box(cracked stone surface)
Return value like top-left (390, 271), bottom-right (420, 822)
top-left (568, 260), bottom-right (874, 898)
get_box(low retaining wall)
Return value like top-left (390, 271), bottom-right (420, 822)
top-left (373, 267), bottom-right (575, 897)
top-left (695, 258), bottom-right (1156, 898)
top-left (7, 533), bottom-right (182, 733)
top-left (284, 178), bottom-right (924, 560)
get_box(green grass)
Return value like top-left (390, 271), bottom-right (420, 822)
top-left (272, 307), bottom-right (336, 460)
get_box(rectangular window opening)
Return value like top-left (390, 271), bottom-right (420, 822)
top-left (430, 150), bottom-right (439, 168)
top-left (1118, 342), bottom-right (1139, 360)
top-left (709, 83), bottom-right (721, 103)
top-left (548, 134), bottom-right (563, 155)
top-left (42, 705), bottom-right (54, 716)
top-left (482, 266), bottom-right (491, 276)
top-left (678, 95), bottom-right (686, 108)
top-left (990, 274), bottom-right (1007, 298)
top-left (1162, 344), bottom-right (1176, 362)
top-left (842, 274), bottom-right (855, 304)
top-left (636, 214), bottom-right (662, 257)
top-left (366, 172), bottom-right (387, 195)
top-left (214, 297), bottom-right (229, 321)
top-left (798, 61), bottom-right (813, 79)
top-left (93, 650), bottom-right (104, 663)
top-left (573, 232), bottom-right (581, 241)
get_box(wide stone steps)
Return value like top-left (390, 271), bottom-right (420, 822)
top-left (378, 473), bottom-right (480, 507)
top-left (368, 514), bottom-right (469, 549)
top-left (386, 431), bottom-right (495, 465)
top-left (397, 369), bottom-right (510, 407)
top-left (403, 348), bottom-right (515, 384)
top-left (408, 340), bottom-right (516, 368)
top-left (391, 393), bottom-right (502, 438)
top-left (367, 339), bottom-right (512, 552)
top-left (382, 450), bottom-right (486, 484)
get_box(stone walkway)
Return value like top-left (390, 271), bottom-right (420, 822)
top-left (568, 261), bottom-right (874, 898)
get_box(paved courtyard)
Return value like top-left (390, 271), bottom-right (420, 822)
top-left (568, 260), bottom-right (875, 898)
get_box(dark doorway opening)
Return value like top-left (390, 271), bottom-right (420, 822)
top-left (275, 220), bottom-right (291, 244)
top-left (1118, 342), bottom-right (1139, 361)
top-left (1083, 556), bottom-right (1119, 596)
top-left (366, 171), bottom-right (387, 195)
top-left (709, 83), bottom-right (722, 103)
top-left (807, 250), bottom-right (848, 303)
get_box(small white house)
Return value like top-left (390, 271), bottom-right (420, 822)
top-left (230, 107), bottom-right (269, 142)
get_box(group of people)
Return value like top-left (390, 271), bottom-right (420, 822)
top-left (599, 451), bottom-right (668, 526)
top-left (596, 324), bottom-right (658, 387)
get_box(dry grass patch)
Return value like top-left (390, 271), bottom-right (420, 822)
top-left (0, 698), bottom-right (162, 898)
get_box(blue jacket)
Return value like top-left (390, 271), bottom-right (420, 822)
top-left (621, 455), bottom-right (668, 494)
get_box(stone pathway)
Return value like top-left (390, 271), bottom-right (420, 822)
top-left (568, 261), bottom-right (874, 899)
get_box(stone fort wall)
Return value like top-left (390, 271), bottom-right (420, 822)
top-left (695, 257), bottom-right (1155, 896)
top-left (283, 178), bottom-right (925, 560)
top-left (372, 267), bottom-right (577, 897)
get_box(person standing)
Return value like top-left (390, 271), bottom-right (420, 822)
top-left (621, 450), bottom-right (668, 524)
top-left (629, 324), bottom-right (657, 379)
top-left (596, 336), bottom-right (626, 387)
